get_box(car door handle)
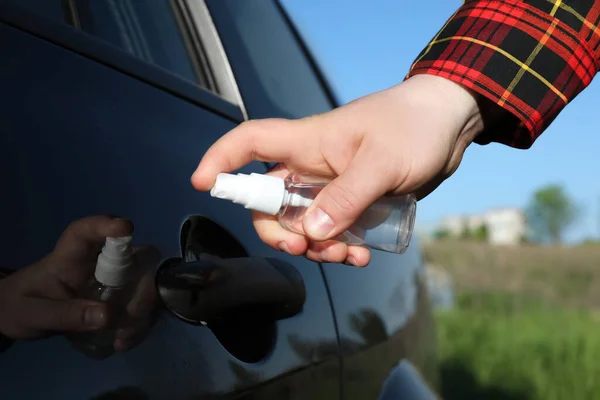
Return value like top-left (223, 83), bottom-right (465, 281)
top-left (155, 255), bottom-right (306, 326)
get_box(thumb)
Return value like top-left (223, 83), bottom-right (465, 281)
top-left (302, 147), bottom-right (390, 241)
top-left (23, 297), bottom-right (108, 333)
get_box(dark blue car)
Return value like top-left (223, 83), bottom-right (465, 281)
top-left (0, 1), bottom-right (438, 398)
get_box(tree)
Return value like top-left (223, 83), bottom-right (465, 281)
top-left (434, 228), bottom-right (451, 240)
top-left (472, 224), bottom-right (489, 241)
top-left (525, 185), bottom-right (577, 244)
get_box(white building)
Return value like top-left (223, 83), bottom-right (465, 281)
top-left (483, 208), bottom-right (527, 245)
top-left (439, 215), bottom-right (467, 236)
top-left (466, 215), bottom-right (486, 231)
top-left (437, 208), bottom-right (526, 246)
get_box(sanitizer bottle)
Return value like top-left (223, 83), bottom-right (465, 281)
top-left (68, 236), bottom-right (137, 359)
top-left (210, 172), bottom-right (417, 254)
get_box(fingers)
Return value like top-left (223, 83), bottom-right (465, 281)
top-left (54, 215), bottom-right (134, 262)
top-left (253, 210), bottom-right (371, 265)
top-left (191, 117), bottom-right (321, 191)
top-left (305, 242), bottom-right (371, 267)
top-left (114, 318), bottom-right (153, 353)
top-left (346, 246), bottom-right (371, 267)
top-left (251, 167), bottom-right (308, 255)
top-left (250, 165), bottom-right (373, 266)
top-left (252, 211), bottom-right (308, 255)
top-left (21, 297), bottom-right (108, 333)
top-left (302, 143), bottom-right (390, 241)
top-left (306, 241), bottom-right (347, 263)
top-left (126, 270), bottom-right (157, 319)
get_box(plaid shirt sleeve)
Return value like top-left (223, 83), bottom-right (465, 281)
top-left (407, 0), bottom-right (600, 149)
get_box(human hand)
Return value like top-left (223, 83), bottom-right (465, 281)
top-left (192, 75), bottom-right (484, 266)
top-left (0, 215), bottom-right (160, 352)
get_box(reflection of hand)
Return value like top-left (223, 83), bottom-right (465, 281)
top-left (114, 246), bottom-right (161, 352)
top-left (0, 216), bottom-right (160, 354)
top-left (192, 75), bottom-right (484, 266)
top-left (0, 216), bottom-right (132, 339)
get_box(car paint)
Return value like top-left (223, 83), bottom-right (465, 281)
top-left (0, 1), bottom-right (438, 398)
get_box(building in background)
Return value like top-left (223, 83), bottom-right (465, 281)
top-left (437, 208), bottom-right (526, 246)
top-left (484, 208), bottom-right (527, 245)
top-left (439, 215), bottom-right (466, 237)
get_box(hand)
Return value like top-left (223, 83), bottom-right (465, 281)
top-left (192, 75), bottom-right (484, 266)
top-left (0, 216), bottom-right (160, 351)
top-left (113, 246), bottom-right (161, 352)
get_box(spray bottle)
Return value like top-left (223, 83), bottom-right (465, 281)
top-left (68, 236), bottom-right (137, 359)
top-left (210, 172), bottom-right (417, 254)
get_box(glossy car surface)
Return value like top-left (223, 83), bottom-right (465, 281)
top-left (0, 1), bottom-right (438, 398)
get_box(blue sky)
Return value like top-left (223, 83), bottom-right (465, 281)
top-left (282, 0), bottom-right (600, 243)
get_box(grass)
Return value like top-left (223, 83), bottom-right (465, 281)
top-left (423, 240), bottom-right (600, 400)
top-left (423, 240), bottom-right (600, 308)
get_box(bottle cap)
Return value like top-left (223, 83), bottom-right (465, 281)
top-left (95, 236), bottom-right (134, 287)
top-left (210, 173), bottom-right (286, 215)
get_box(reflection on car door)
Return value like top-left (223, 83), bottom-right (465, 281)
top-left (209, 0), bottom-right (440, 398)
top-left (0, 1), bottom-right (340, 398)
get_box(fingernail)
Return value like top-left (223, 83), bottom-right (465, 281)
top-left (304, 208), bottom-right (334, 239)
top-left (319, 248), bottom-right (330, 260)
top-left (346, 256), bottom-right (358, 266)
top-left (278, 242), bottom-right (291, 254)
top-left (110, 216), bottom-right (133, 231)
top-left (85, 305), bottom-right (106, 328)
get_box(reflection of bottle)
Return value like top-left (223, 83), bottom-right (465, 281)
top-left (210, 172), bottom-right (417, 254)
top-left (68, 236), bottom-right (136, 359)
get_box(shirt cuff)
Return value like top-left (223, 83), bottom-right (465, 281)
top-left (406, 0), bottom-right (599, 149)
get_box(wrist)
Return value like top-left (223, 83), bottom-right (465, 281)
top-left (403, 74), bottom-right (484, 146)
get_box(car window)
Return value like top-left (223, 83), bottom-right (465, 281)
top-left (3, 0), bottom-right (215, 91)
top-left (207, 0), bottom-right (333, 120)
top-left (5, 0), bottom-right (68, 23)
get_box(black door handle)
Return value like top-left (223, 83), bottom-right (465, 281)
top-left (155, 256), bottom-right (306, 326)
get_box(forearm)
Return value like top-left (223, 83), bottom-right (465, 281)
top-left (407, 0), bottom-right (600, 148)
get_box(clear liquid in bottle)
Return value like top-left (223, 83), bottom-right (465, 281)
top-left (67, 279), bottom-right (132, 360)
top-left (67, 236), bottom-right (136, 359)
top-left (210, 171), bottom-right (417, 254)
top-left (278, 173), bottom-right (416, 254)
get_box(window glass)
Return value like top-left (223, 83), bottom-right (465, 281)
top-left (2, 0), bottom-right (67, 23)
top-left (73, 0), bottom-right (204, 87)
top-left (208, 0), bottom-right (333, 120)
top-left (3, 0), bottom-right (212, 90)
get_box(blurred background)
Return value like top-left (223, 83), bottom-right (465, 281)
top-left (282, 0), bottom-right (600, 399)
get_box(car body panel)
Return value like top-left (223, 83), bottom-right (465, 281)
top-left (0, 16), bottom-right (338, 399)
top-left (0, 0), bottom-right (438, 398)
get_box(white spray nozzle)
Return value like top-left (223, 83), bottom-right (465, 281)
top-left (211, 172), bottom-right (287, 215)
top-left (95, 236), bottom-right (134, 287)
top-left (102, 236), bottom-right (133, 259)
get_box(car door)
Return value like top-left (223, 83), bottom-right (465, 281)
top-left (0, 1), bottom-right (340, 399)
top-left (209, 1), bottom-right (440, 398)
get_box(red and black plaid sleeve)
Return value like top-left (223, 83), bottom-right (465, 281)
top-left (407, 0), bottom-right (600, 149)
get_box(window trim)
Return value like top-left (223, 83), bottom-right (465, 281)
top-left (170, 0), bottom-right (217, 92)
top-left (62, 0), bottom-right (81, 28)
top-left (184, 0), bottom-right (248, 119)
top-left (0, 1), bottom-right (244, 122)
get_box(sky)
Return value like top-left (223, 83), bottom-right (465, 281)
top-left (282, 0), bottom-right (600, 243)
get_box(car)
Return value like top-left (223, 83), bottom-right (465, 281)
top-left (0, 0), bottom-right (439, 398)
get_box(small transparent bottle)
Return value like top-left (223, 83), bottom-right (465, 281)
top-left (210, 172), bottom-right (417, 254)
top-left (67, 236), bottom-right (137, 360)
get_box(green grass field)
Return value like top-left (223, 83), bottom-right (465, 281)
top-left (424, 241), bottom-right (600, 400)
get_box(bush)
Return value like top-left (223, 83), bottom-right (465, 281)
top-left (436, 291), bottom-right (600, 400)
top-left (434, 228), bottom-right (451, 240)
